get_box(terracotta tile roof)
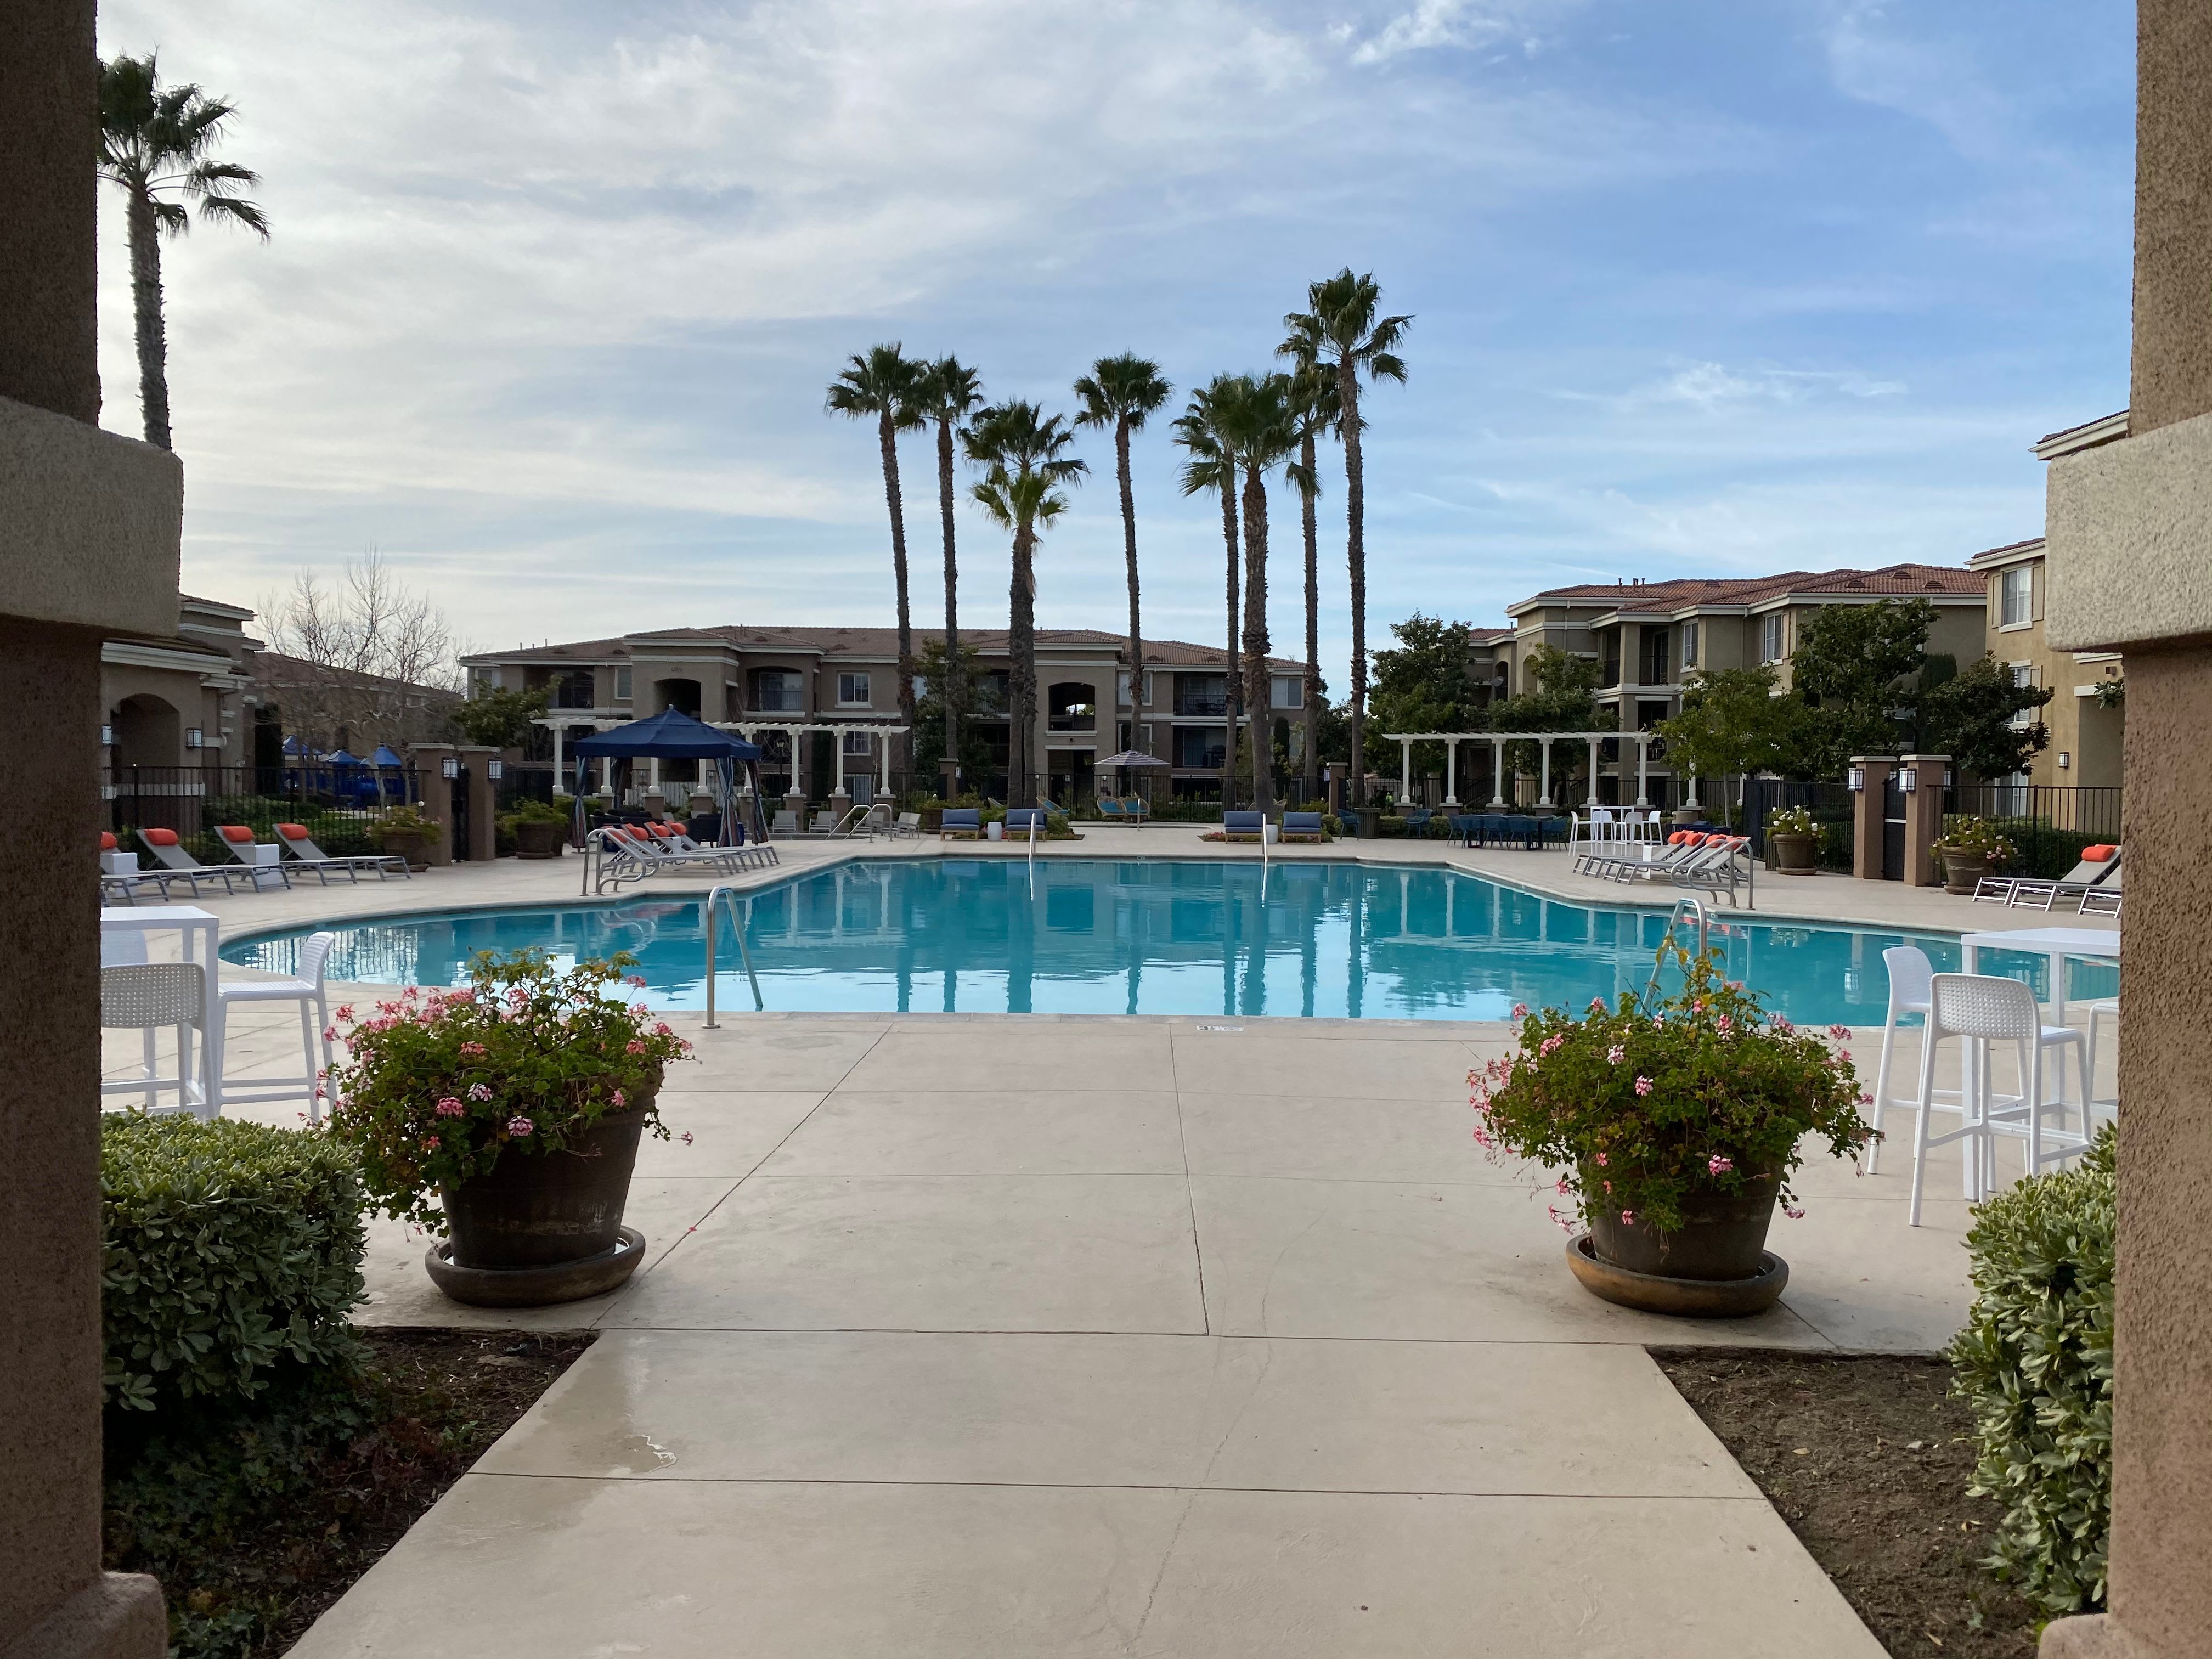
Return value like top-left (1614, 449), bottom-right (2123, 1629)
top-left (464, 628), bottom-right (1306, 672)
top-left (1514, 564), bottom-right (1984, 615)
top-left (1966, 537), bottom-right (2046, 569)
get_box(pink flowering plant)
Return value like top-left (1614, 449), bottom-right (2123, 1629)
top-left (324, 950), bottom-right (693, 1229)
top-left (1470, 941), bottom-right (1874, 1235)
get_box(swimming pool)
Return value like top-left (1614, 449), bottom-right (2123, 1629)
top-left (221, 859), bottom-right (2113, 1025)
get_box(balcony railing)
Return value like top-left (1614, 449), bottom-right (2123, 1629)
top-left (1048, 713), bottom-right (1096, 732)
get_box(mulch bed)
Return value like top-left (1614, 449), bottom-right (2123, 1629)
top-left (1654, 1349), bottom-right (2039, 1657)
top-left (105, 1328), bottom-right (593, 1658)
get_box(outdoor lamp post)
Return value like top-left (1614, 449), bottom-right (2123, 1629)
top-left (487, 759), bottom-right (504, 781)
top-left (184, 727), bottom-right (203, 750)
top-left (1847, 765), bottom-right (1865, 793)
top-left (441, 757), bottom-right (460, 780)
top-left (1898, 765), bottom-right (1917, 793)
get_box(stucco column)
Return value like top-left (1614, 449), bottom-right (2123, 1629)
top-left (1848, 755), bottom-right (1894, 882)
top-left (2040, 10), bottom-right (2212, 1650)
top-left (456, 746), bottom-right (500, 862)
top-left (1899, 753), bottom-right (1948, 888)
top-left (1398, 738), bottom-right (1412, 804)
top-left (1635, 737), bottom-right (1650, 806)
top-left (550, 721), bottom-right (564, 781)
top-left (1443, 740), bottom-right (1458, 806)
top-left (0, 2), bottom-right (176, 1647)
top-left (1537, 741), bottom-right (1553, 808)
top-left (1488, 739), bottom-right (1507, 806)
top-left (1586, 737), bottom-right (1600, 808)
top-left (407, 743), bottom-right (459, 865)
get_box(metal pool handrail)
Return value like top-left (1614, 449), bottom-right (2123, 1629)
top-left (702, 882), bottom-right (765, 1028)
top-left (1644, 895), bottom-right (1711, 1002)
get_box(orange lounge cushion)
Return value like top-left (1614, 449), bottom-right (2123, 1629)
top-left (142, 828), bottom-right (180, 847)
top-left (277, 823), bottom-right (312, 839)
top-left (217, 825), bottom-right (256, 843)
top-left (2081, 844), bottom-right (2118, 862)
top-left (101, 832), bottom-right (119, 851)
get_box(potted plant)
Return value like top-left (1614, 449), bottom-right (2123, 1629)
top-left (1765, 805), bottom-right (1819, 874)
top-left (325, 950), bottom-right (695, 1307)
top-left (503, 797), bottom-right (570, 859)
top-left (1471, 943), bottom-right (1872, 1316)
top-left (1933, 815), bottom-right (2016, 894)
top-left (372, 805), bottom-right (442, 870)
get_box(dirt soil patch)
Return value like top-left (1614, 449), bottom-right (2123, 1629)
top-left (1655, 1348), bottom-right (2038, 1658)
top-left (105, 1327), bottom-right (592, 1658)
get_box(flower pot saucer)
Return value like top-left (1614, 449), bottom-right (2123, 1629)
top-left (426, 1225), bottom-right (646, 1308)
top-left (1565, 1233), bottom-right (1788, 1318)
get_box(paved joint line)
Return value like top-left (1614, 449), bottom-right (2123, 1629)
top-left (465, 1470), bottom-right (1774, 1502)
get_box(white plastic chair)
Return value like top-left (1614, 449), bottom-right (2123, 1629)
top-left (1909, 973), bottom-right (2090, 1226)
top-left (100, 961), bottom-right (211, 1117)
top-left (215, 930), bottom-right (337, 1121)
top-left (2084, 998), bottom-right (2120, 1126)
top-left (1864, 946), bottom-right (1959, 1177)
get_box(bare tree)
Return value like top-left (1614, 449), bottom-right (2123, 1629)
top-left (257, 552), bottom-right (461, 756)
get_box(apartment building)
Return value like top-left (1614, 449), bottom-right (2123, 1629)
top-left (1962, 413), bottom-right (2132, 791)
top-left (100, 593), bottom-right (261, 769)
top-left (463, 625), bottom-right (1310, 802)
top-left (1462, 564), bottom-right (1987, 804)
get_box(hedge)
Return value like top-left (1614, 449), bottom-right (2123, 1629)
top-left (1947, 1128), bottom-right (2115, 1616)
top-left (101, 1115), bottom-right (368, 1412)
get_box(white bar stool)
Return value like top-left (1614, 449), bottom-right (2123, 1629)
top-left (100, 961), bottom-right (212, 1117)
top-left (2083, 997), bottom-right (2120, 1125)
top-left (1909, 973), bottom-right (2090, 1226)
top-left (1865, 946), bottom-right (1963, 1179)
top-left (215, 931), bottom-right (337, 1121)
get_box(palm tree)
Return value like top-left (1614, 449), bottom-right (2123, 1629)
top-left (1173, 380), bottom-right (1245, 808)
top-left (1283, 270), bottom-right (1410, 807)
top-left (914, 357), bottom-right (986, 794)
top-left (1073, 354), bottom-right (1172, 746)
top-left (826, 345), bottom-right (923, 778)
top-left (1210, 374), bottom-right (1314, 818)
top-left (1274, 348), bottom-right (1342, 802)
top-left (97, 53), bottom-right (270, 450)
top-left (964, 402), bottom-right (1087, 803)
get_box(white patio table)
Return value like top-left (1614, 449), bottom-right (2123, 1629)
top-left (1959, 923), bottom-right (2121, 1022)
top-left (100, 904), bottom-right (222, 1114)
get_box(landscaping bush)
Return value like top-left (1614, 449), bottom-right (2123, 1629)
top-left (1946, 1128), bottom-right (2115, 1616)
top-left (101, 1116), bottom-right (367, 1412)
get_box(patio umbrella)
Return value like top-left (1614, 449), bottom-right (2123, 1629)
top-left (325, 748), bottom-right (363, 767)
top-left (368, 745), bottom-right (405, 766)
top-left (1097, 748), bottom-right (1170, 806)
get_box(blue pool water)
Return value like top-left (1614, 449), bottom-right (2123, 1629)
top-left (221, 859), bottom-right (2115, 1025)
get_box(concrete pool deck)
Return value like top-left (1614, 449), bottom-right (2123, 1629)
top-left (105, 831), bottom-right (2116, 1656)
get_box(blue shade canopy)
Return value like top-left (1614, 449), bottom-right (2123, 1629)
top-left (369, 745), bottom-right (406, 766)
top-left (283, 736), bottom-right (311, 756)
top-left (325, 749), bottom-right (364, 766)
top-left (568, 706), bottom-right (761, 761)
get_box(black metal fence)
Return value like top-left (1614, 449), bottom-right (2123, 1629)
top-left (1741, 777), bottom-right (2123, 880)
top-left (103, 764), bottom-right (425, 861)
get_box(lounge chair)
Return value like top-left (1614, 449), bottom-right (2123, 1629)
top-left (1222, 810), bottom-right (1265, 842)
top-left (890, 811), bottom-right (922, 839)
top-left (1098, 798), bottom-right (1128, 823)
top-left (136, 828), bottom-right (249, 896)
top-left (211, 825), bottom-right (296, 890)
top-left (586, 825), bottom-right (767, 894)
top-left (275, 822), bottom-right (410, 882)
top-left (2078, 884), bottom-right (2123, 918)
top-left (99, 833), bottom-right (169, 905)
top-left (1668, 836), bottom-right (1755, 907)
top-left (808, 810), bottom-right (838, 836)
top-left (1584, 830), bottom-right (1707, 883)
top-left (1005, 808), bottom-right (1051, 840)
top-left (1280, 811), bottom-right (1326, 842)
top-left (939, 808), bottom-right (982, 841)
top-left (2007, 845), bottom-right (2123, 912)
top-left (769, 810), bottom-right (799, 838)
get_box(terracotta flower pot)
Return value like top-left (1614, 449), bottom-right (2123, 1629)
top-left (1940, 850), bottom-right (1990, 895)
top-left (1768, 832), bottom-right (1818, 874)
top-left (1568, 1161), bottom-right (1790, 1317)
top-left (513, 819), bottom-right (566, 859)
top-left (438, 1104), bottom-right (648, 1272)
top-left (377, 827), bottom-right (439, 871)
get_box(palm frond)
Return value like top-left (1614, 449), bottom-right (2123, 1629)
top-left (826, 342), bottom-right (921, 420)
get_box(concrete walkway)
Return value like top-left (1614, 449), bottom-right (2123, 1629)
top-left (102, 837), bottom-right (2103, 1656)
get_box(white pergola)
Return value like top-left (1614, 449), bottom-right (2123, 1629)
top-left (534, 714), bottom-right (911, 799)
top-left (1380, 729), bottom-right (1696, 810)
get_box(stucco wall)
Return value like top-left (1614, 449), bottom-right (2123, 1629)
top-left (2129, 3), bottom-right (2212, 437)
top-left (0, 0), bottom-right (99, 425)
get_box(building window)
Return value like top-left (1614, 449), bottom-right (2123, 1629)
top-left (1174, 725), bottom-right (1227, 770)
top-left (1680, 621), bottom-right (1699, 668)
top-left (556, 670), bottom-right (596, 709)
top-left (1174, 673), bottom-right (1227, 717)
top-left (752, 669), bottom-right (803, 713)
top-left (1271, 675), bottom-right (1303, 710)
top-left (837, 672), bottom-right (871, 707)
top-left (1118, 672), bottom-right (1133, 708)
top-left (2008, 663), bottom-right (2036, 730)
top-left (1758, 614), bottom-right (1785, 664)
top-left (1047, 682), bottom-right (1097, 732)
top-left (2000, 566), bottom-right (2033, 629)
top-left (1638, 629), bottom-right (1671, 687)
top-left (842, 730), bottom-right (873, 757)
top-left (614, 666), bottom-right (633, 702)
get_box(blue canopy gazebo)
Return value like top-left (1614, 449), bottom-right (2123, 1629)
top-left (568, 708), bottom-right (764, 892)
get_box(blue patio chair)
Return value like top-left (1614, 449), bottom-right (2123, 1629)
top-left (1223, 810), bottom-right (1266, 841)
top-left (1005, 808), bottom-right (1051, 839)
top-left (939, 808), bottom-right (981, 841)
top-left (1280, 811), bottom-right (1325, 842)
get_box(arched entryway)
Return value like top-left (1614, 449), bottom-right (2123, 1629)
top-left (112, 693), bottom-right (181, 770)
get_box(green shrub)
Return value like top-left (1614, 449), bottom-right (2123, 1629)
top-left (102, 1116), bottom-right (367, 1412)
top-left (1947, 1129), bottom-right (2114, 1616)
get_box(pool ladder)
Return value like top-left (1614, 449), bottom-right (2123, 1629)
top-left (702, 883), bottom-right (766, 1028)
top-left (1644, 895), bottom-right (1710, 1002)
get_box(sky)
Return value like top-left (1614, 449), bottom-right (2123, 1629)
top-left (96, 0), bottom-right (2136, 690)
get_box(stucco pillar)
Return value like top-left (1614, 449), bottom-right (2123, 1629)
top-left (1635, 737), bottom-right (1650, 806)
top-left (1848, 755), bottom-right (1895, 882)
top-left (456, 745), bottom-right (500, 862)
top-left (1443, 741), bottom-right (1458, 806)
top-left (0, 3), bottom-right (175, 1649)
top-left (407, 743), bottom-right (458, 865)
top-left (1397, 738), bottom-right (1412, 804)
top-left (1899, 754), bottom-right (1948, 888)
top-left (1488, 740), bottom-right (1507, 806)
top-left (1537, 741), bottom-right (1553, 808)
top-left (1585, 737), bottom-right (1600, 808)
top-left (2040, 13), bottom-right (2212, 1654)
